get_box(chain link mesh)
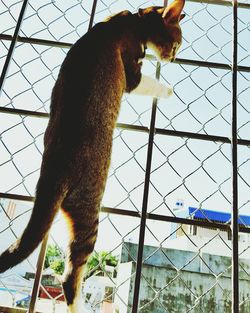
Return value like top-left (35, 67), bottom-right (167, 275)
top-left (0, 0), bottom-right (250, 312)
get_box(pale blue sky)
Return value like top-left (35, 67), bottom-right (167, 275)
top-left (0, 0), bottom-right (250, 260)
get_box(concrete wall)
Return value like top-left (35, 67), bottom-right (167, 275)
top-left (115, 242), bottom-right (250, 312)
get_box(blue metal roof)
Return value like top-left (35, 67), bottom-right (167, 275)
top-left (188, 207), bottom-right (250, 226)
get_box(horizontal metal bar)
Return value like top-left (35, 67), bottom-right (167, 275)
top-left (1, 34), bottom-right (250, 73)
top-left (1, 108), bottom-right (250, 146)
top-left (155, 128), bottom-right (250, 146)
top-left (189, 0), bottom-right (250, 9)
top-left (0, 307), bottom-right (27, 313)
top-left (0, 33), bottom-right (72, 49)
top-left (0, 106), bottom-right (49, 118)
top-left (0, 192), bottom-right (35, 202)
top-left (103, 207), bottom-right (230, 230)
top-left (116, 123), bottom-right (149, 133)
top-left (1, 192), bottom-right (249, 233)
top-left (0, 306), bottom-right (43, 313)
top-left (103, 206), bottom-right (243, 233)
top-left (175, 58), bottom-right (250, 73)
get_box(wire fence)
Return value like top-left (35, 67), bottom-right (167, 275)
top-left (0, 0), bottom-right (250, 312)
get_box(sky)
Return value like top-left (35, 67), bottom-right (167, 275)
top-left (0, 0), bottom-right (250, 272)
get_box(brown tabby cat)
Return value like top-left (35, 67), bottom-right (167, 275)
top-left (0, 1), bottom-right (185, 312)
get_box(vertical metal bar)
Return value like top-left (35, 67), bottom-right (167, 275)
top-left (132, 62), bottom-right (161, 313)
top-left (88, 0), bottom-right (98, 31)
top-left (28, 234), bottom-right (49, 313)
top-left (1, 1), bottom-right (45, 312)
top-left (0, 0), bottom-right (29, 95)
top-left (231, 0), bottom-right (239, 312)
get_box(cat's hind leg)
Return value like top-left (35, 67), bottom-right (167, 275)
top-left (61, 198), bottom-right (99, 313)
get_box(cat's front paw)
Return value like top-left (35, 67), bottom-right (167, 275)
top-left (159, 85), bottom-right (173, 99)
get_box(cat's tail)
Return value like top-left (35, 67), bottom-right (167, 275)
top-left (0, 176), bottom-right (65, 273)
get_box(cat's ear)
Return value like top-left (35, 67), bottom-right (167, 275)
top-left (179, 13), bottom-right (186, 21)
top-left (162, 0), bottom-right (185, 23)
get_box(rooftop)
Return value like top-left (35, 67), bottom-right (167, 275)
top-left (189, 207), bottom-right (250, 226)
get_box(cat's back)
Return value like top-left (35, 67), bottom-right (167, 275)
top-left (46, 18), bottom-right (129, 147)
top-left (53, 19), bottom-right (128, 110)
top-left (61, 20), bottom-right (123, 77)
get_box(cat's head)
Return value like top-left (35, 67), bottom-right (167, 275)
top-left (138, 0), bottom-right (185, 62)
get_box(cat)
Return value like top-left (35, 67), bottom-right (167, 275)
top-left (0, 1), bottom-right (185, 312)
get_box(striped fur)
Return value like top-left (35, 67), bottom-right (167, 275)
top-left (0, 1), bottom-right (185, 312)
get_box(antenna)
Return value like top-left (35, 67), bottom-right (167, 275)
top-left (174, 200), bottom-right (184, 211)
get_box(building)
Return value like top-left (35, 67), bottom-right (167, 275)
top-left (0, 273), bottom-right (33, 308)
top-left (114, 207), bottom-right (250, 312)
top-left (169, 206), bottom-right (250, 258)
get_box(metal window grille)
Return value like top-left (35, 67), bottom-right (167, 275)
top-left (0, 0), bottom-right (250, 312)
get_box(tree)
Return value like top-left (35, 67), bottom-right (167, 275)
top-left (44, 245), bottom-right (118, 278)
top-left (50, 259), bottom-right (65, 275)
top-left (44, 244), bottom-right (65, 275)
top-left (85, 251), bottom-right (118, 279)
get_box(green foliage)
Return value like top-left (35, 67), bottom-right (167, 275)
top-left (49, 259), bottom-right (65, 275)
top-left (86, 251), bottom-right (118, 279)
top-left (44, 244), bottom-right (118, 278)
top-left (44, 244), bottom-right (65, 275)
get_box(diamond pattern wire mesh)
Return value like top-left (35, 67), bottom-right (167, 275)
top-left (0, 0), bottom-right (250, 312)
